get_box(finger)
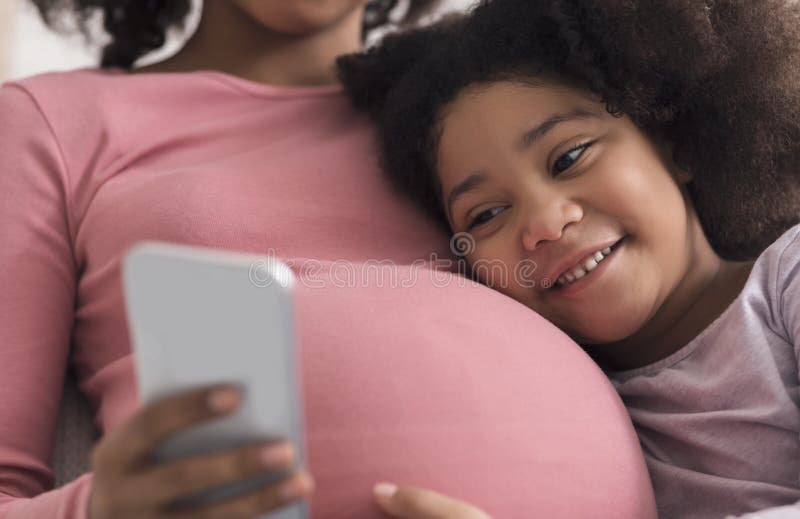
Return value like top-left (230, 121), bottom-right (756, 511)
top-left (97, 384), bottom-right (240, 471)
top-left (165, 471), bottom-right (315, 519)
top-left (373, 483), bottom-right (492, 519)
top-left (132, 441), bottom-right (296, 506)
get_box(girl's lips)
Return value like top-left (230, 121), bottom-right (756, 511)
top-left (548, 236), bottom-right (626, 296)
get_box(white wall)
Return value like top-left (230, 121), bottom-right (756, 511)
top-left (2, 0), bottom-right (476, 82)
top-left (0, 2), bottom-right (15, 79)
top-left (6, 0), bottom-right (97, 81)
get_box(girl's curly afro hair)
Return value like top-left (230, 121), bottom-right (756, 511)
top-left (338, 0), bottom-right (800, 260)
top-left (29, 0), bottom-right (442, 70)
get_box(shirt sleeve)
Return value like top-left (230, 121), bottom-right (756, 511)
top-left (779, 227), bottom-right (800, 372)
top-left (727, 504), bottom-right (800, 518)
top-left (0, 84), bottom-right (93, 519)
top-left (777, 227), bottom-right (800, 509)
top-left (728, 228), bottom-right (800, 518)
top-left (722, 234), bottom-right (800, 514)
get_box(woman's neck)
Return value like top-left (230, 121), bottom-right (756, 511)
top-left (136, 2), bottom-right (365, 87)
top-left (586, 216), bottom-right (755, 372)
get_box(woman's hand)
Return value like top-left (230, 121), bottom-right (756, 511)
top-left (373, 483), bottom-right (492, 519)
top-left (89, 385), bottom-right (314, 519)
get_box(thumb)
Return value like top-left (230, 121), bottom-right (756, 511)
top-left (373, 482), bottom-right (491, 519)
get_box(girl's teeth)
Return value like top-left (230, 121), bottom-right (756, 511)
top-left (556, 244), bottom-right (617, 288)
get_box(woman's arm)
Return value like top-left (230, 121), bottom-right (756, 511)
top-left (0, 83), bottom-right (93, 518)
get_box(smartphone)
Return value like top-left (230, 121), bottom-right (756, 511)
top-left (122, 241), bottom-right (307, 519)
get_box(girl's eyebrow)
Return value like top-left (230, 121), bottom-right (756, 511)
top-left (447, 170), bottom-right (488, 214)
top-left (518, 108), bottom-right (599, 151)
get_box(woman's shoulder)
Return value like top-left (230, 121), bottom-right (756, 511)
top-left (2, 68), bottom-right (147, 138)
top-left (3, 67), bottom-right (130, 110)
top-left (0, 67), bottom-right (235, 169)
top-left (5, 66), bottom-right (121, 89)
top-left (5, 66), bottom-right (202, 113)
top-left (0, 68), bottom-right (198, 199)
top-left (3, 66), bottom-right (265, 118)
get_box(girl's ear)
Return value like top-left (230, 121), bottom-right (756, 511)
top-left (337, 14), bottom-right (465, 121)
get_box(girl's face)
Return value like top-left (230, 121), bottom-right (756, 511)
top-left (437, 80), bottom-right (697, 345)
top-left (230, 0), bottom-right (367, 34)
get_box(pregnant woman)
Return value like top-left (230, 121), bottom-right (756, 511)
top-left (0, 1), bottom-right (654, 517)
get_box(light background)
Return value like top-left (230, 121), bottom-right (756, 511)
top-left (0, 0), bottom-right (476, 82)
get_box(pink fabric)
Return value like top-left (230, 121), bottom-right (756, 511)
top-left (0, 68), bottom-right (656, 518)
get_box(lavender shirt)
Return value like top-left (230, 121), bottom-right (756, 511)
top-left (608, 224), bottom-right (800, 518)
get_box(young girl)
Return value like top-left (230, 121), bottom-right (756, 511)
top-left (338, 0), bottom-right (800, 517)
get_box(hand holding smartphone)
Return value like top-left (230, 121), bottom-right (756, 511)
top-left (110, 242), bottom-right (309, 519)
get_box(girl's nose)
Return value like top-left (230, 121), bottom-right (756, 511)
top-left (520, 195), bottom-right (583, 251)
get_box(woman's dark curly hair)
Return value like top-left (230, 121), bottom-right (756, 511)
top-left (338, 0), bottom-right (800, 260)
top-left (29, 0), bottom-right (442, 70)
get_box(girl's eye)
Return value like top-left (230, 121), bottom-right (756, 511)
top-left (553, 142), bottom-right (592, 175)
top-left (467, 206), bottom-right (507, 230)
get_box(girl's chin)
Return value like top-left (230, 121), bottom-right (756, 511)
top-left (566, 319), bottom-right (643, 346)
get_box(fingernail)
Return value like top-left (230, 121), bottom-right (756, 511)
top-left (208, 387), bottom-right (239, 412)
top-left (280, 473), bottom-right (313, 501)
top-left (374, 482), bottom-right (398, 498)
top-left (259, 443), bottom-right (293, 467)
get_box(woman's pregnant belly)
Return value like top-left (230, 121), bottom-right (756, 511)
top-left (294, 262), bottom-right (656, 518)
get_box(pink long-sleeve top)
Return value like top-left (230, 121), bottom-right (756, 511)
top-left (0, 68), bottom-right (656, 518)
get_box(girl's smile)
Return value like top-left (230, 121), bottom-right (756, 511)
top-left (547, 235), bottom-right (626, 296)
